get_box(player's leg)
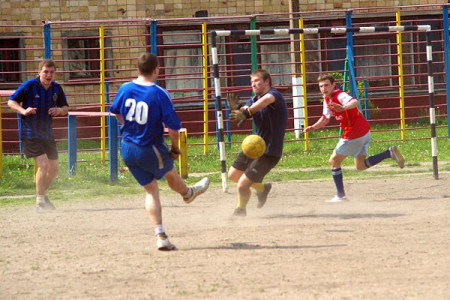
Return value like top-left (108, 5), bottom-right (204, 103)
top-left (389, 146), bottom-right (405, 168)
top-left (358, 131), bottom-right (404, 169)
top-left (39, 139), bottom-right (59, 209)
top-left (164, 168), bottom-right (210, 204)
top-left (228, 166), bottom-right (244, 183)
top-left (142, 179), bottom-right (176, 251)
top-left (34, 154), bottom-right (51, 209)
top-left (234, 174), bottom-right (253, 216)
top-left (23, 139), bottom-right (55, 211)
top-left (328, 151), bottom-right (347, 202)
top-left (248, 154), bottom-right (280, 209)
top-left (233, 154), bottom-right (280, 215)
top-left (121, 141), bottom-right (176, 250)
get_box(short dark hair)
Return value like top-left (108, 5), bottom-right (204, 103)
top-left (317, 74), bottom-right (335, 84)
top-left (137, 52), bottom-right (158, 76)
top-left (251, 69), bottom-right (272, 87)
top-left (39, 59), bottom-right (56, 70)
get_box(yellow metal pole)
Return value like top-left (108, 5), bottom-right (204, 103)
top-left (299, 18), bottom-right (310, 151)
top-left (99, 26), bottom-right (106, 164)
top-left (178, 128), bottom-right (188, 178)
top-left (201, 22), bottom-right (209, 154)
top-left (396, 11), bottom-right (406, 141)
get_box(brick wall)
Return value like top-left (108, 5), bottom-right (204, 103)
top-left (0, 0), bottom-right (444, 21)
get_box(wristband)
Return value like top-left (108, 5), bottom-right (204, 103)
top-left (243, 107), bottom-right (252, 118)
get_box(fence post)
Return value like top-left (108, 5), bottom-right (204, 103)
top-left (108, 115), bottom-right (118, 183)
top-left (202, 22), bottom-right (209, 155)
top-left (442, 5), bottom-right (450, 138)
top-left (43, 21), bottom-right (51, 59)
top-left (150, 20), bottom-right (157, 55)
top-left (396, 11), bottom-right (406, 141)
top-left (179, 129), bottom-right (188, 179)
top-left (68, 115), bottom-right (77, 177)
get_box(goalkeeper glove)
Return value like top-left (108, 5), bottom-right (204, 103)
top-left (230, 107), bottom-right (252, 128)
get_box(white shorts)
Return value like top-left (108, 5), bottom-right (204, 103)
top-left (334, 132), bottom-right (371, 158)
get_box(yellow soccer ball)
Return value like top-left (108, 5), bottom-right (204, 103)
top-left (242, 134), bottom-right (266, 159)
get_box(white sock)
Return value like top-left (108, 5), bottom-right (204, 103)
top-left (36, 195), bottom-right (45, 204)
top-left (154, 225), bottom-right (165, 236)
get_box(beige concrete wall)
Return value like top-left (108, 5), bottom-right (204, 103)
top-left (0, 0), bottom-right (444, 21)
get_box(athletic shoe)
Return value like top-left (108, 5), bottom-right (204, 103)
top-left (325, 195), bottom-right (347, 203)
top-left (35, 196), bottom-right (56, 213)
top-left (156, 233), bottom-right (177, 251)
top-left (256, 183), bottom-right (272, 209)
top-left (183, 177), bottom-right (210, 204)
top-left (44, 196), bottom-right (56, 210)
top-left (232, 207), bottom-right (247, 217)
top-left (389, 146), bottom-right (405, 169)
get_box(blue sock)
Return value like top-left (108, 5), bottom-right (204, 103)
top-left (332, 168), bottom-right (345, 197)
top-left (364, 149), bottom-right (391, 168)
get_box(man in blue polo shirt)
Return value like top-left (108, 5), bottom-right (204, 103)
top-left (8, 59), bottom-right (69, 212)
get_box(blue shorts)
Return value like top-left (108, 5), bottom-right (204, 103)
top-left (120, 141), bottom-right (174, 186)
top-left (334, 132), bottom-right (371, 158)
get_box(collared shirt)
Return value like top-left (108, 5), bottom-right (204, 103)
top-left (322, 88), bottom-right (370, 139)
top-left (10, 77), bottom-right (68, 140)
top-left (246, 89), bottom-right (288, 157)
top-left (110, 80), bottom-right (181, 147)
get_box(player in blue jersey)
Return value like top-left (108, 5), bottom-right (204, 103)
top-left (110, 52), bottom-right (209, 251)
top-left (8, 59), bottom-right (69, 212)
top-left (228, 69), bottom-right (288, 217)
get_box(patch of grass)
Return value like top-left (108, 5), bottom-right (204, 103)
top-left (1, 124), bottom-right (448, 206)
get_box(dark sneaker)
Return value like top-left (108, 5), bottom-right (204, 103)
top-left (232, 208), bottom-right (247, 217)
top-left (256, 183), bottom-right (272, 208)
top-left (156, 233), bottom-right (177, 251)
top-left (389, 146), bottom-right (405, 169)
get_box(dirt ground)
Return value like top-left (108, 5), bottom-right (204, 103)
top-left (1, 173), bottom-right (450, 300)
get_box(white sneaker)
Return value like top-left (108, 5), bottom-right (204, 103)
top-left (325, 195), bottom-right (347, 203)
top-left (389, 146), bottom-right (405, 169)
top-left (183, 177), bottom-right (210, 204)
top-left (156, 234), bottom-right (176, 251)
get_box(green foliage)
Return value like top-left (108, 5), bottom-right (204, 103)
top-left (0, 124), bottom-right (449, 206)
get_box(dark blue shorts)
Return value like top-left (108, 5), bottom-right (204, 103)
top-left (232, 152), bottom-right (280, 183)
top-left (22, 138), bottom-right (58, 160)
top-left (120, 141), bottom-right (174, 186)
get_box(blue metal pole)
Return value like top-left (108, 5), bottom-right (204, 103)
top-left (442, 5), bottom-right (450, 138)
top-left (363, 80), bottom-right (369, 120)
top-left (43, 23), bottom-right (51, 59)
top-left (108, 115), bottom-right (118, 184)
top-left (345, 10), bottom-right (359, 101)
top-left (16, 113), bottom-right (23, 157)
top-left (105, 82), bottom-right (110, 105)
top-left (68, 115), bottom-right (77, 177)
top-left (150, 20), bottom-right (157, 55)
top-left (224, 99), bottom-right (231, 148)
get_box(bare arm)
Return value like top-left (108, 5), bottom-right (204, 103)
top-left (167, 128), bottom-right (181, 159)
top-left (327, 98), bottom-right (358, 113)
top-left (246, 93), bottom-right (275, 115)
top-left (303, 116), bottom-right (330, 133)
top-left (48, 105), bottom-right (69, 117)
top-left (114, 114), bottom-right (124, 125)
top-left (7, 100), bottom-right (36, 116)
